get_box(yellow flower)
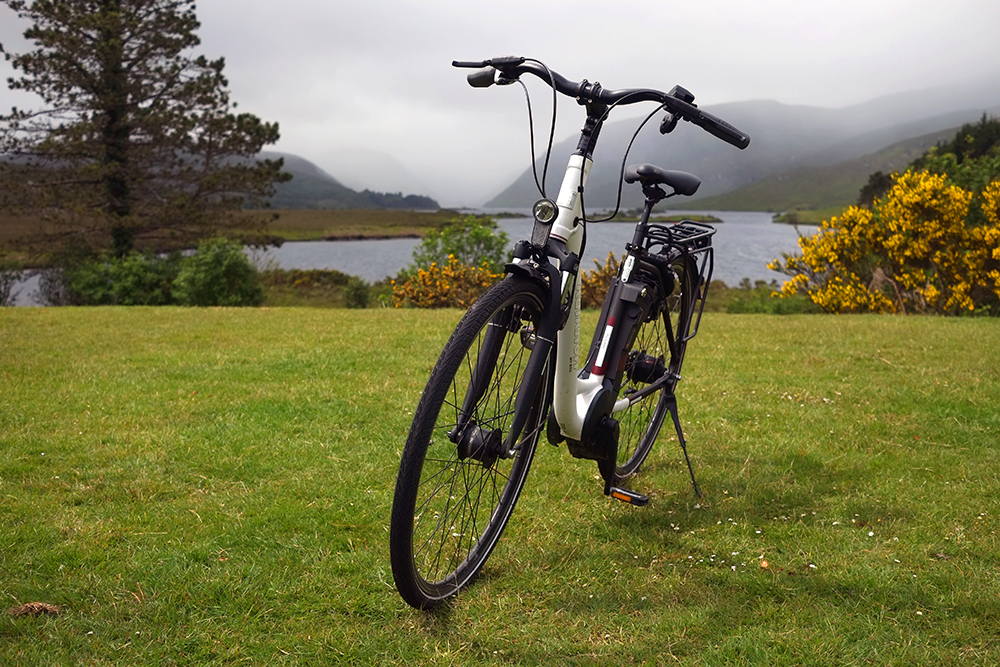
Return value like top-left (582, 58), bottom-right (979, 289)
top-left (770, 168), bottom-right (996, 314)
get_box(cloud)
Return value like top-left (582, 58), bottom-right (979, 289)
top-left (3, 0), bottom-right (1000, 206)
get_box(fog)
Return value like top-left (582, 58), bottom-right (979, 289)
top-left (3, 0), bottom-right (1000, 205)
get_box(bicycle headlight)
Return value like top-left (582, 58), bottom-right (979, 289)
top-left (531, 198), bottom-right (558, 246)
top-left (532, 198), bottom-right (558, 224)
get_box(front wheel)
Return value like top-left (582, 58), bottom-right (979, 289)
top-left (389, 276), bottom-right (551, 609)
top-left (614, 253), bottom-right (698, 478)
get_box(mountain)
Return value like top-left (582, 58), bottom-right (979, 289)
top-left (259, 151), bottom-right (438, 210)
top-left (319, 147), bottom-right (439, 202)
top-left (484, 76), bottom-right (1000, 211)
top-left (685, 126), bottom-right (963, 212)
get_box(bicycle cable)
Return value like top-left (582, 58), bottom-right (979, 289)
top-left (514, 62), bottom-right (672, 259)
top-left (584, 100), bottom-right (666, 224)
top-left (577, 96), bottom-right (665, 265)
top-left (517, 58), bottom-right (559, 199)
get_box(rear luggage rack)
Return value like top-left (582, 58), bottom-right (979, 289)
top-left (644, 220), bottom-right (716, 254)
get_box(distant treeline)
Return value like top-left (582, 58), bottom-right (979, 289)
top-left (858, 114), bottom-right (1000, 206)
top-left (264, 173), bottom-right (440, 210)
top-left (362, 190), bottom-right (438, 210)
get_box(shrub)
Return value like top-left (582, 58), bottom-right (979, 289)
top-left (69, 252), bottom-right (182, 305)
top-left (770, 170), bottom-right (1000, 315)
top-left (33, 250), bottom-right (181, 306)
top-left (391, 256), bottom-right (502, 308)
top-left (410, 215), bottom-right (510, 273)
top-left (257, 268), bottom-right (383, 309)
top-left (345, 277), bottom-right (371, 309)
top-left (259, 268), bottom-right (353, 289)
top-left (172, 238), bottom-right (264, 307)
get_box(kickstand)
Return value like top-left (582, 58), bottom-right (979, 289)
top-left (664, 392), bottom-right (703, 499)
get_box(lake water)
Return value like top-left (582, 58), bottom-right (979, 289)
top-left (255, 210), bottom-right (812, 286)
top-left (9, 211), bottom-right (814, 305)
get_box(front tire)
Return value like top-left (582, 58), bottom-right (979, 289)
top-left (390, 276), bottom-right (550, 609)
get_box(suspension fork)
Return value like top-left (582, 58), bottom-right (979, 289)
top-left (451, 264), bottom-right (563, 456)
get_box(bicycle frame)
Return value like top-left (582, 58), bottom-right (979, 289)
top-left (449, 56), bottom-right (748, 498)
top-left (548, 153), bottom-right (604, 443)
top-left (503, 99), bottom-right (648, 451)
top-left (500, 105), bottom-right (717, 499)
top-left (547, 152), bottom-right (592, 441)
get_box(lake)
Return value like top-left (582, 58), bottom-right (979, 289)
top-left (9, 211), bottom-right (814, 305)
top-left (255, 210), bottom-right (813, 286)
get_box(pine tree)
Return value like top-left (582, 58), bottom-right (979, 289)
top-left (0, 0), bottom-right (289, 257)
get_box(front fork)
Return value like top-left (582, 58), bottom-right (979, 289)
top-left (450, 260), bottom-right (564, 465)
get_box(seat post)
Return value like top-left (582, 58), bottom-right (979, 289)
top-left (630, 183), bottom-right (667, 248)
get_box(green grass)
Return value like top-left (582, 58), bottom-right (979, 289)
top-left (2, 308), bottom-right (999, 665)
top-left (771, 206), bottom-right (847, 225)
top-left (259, 209), bottom-right (466, 242)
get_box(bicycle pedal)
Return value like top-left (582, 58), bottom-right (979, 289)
top-left (608, 486), bottom-right (650, 506)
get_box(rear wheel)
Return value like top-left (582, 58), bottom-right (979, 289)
top-left (390, 276), bottom-right (550, 609)
top-left (614, 254), bottom-right (698, 478)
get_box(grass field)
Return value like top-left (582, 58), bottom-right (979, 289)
top-left (2, 308), bottom-right (999, 665)
top-left (0, 209), bottom-right (468, 250)
top-left (251, 209), bottom-right (467, 241)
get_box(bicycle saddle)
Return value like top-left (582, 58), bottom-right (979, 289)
top-left (624, 163), bottom-right (701, 197)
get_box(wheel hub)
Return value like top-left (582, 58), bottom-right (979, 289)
top-left (626, 351), bottom-right (666, 384)
top-left (453, 422), bottom-right (505, 467)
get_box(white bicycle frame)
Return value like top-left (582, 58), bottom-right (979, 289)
top-left (544, 153), bottom-right (627, 443)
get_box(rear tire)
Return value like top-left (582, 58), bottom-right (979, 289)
top-left (390, 276), bottom-right (550, 609)
top-left (615, 253), bottom-right (698, 478)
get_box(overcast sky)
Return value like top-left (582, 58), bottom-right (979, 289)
top-left (3, 0), bottom-right (1000, 206)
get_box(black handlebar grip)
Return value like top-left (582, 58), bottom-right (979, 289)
top-left (698, 111), bottom-right (750, 150)
top-left (489, 55), bottom-right (526, 67)
top-left (467, 67), bottom-right (497, 88)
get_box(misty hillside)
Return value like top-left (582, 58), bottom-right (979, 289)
top-left (259, 151), bottom-right (439, 210)
top-left (684, 126), bottom-right (964, 212)
top-left (485, 76), bottom-right (1000, 211)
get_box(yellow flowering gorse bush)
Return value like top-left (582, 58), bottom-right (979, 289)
top-left (973, 179), bottom-right (1000, 299)
top-left (391, 255), bottom-right (502, 308)
top-left (770, 169), bottom-right (1000, 314)
top-left (581, 252), bottom-right (620, 309)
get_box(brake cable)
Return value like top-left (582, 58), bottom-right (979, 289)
top-left (515, 58), bottom-right (558, 199)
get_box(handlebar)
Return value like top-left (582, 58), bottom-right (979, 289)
top-left (453, 57), bottom-right (750, 150)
